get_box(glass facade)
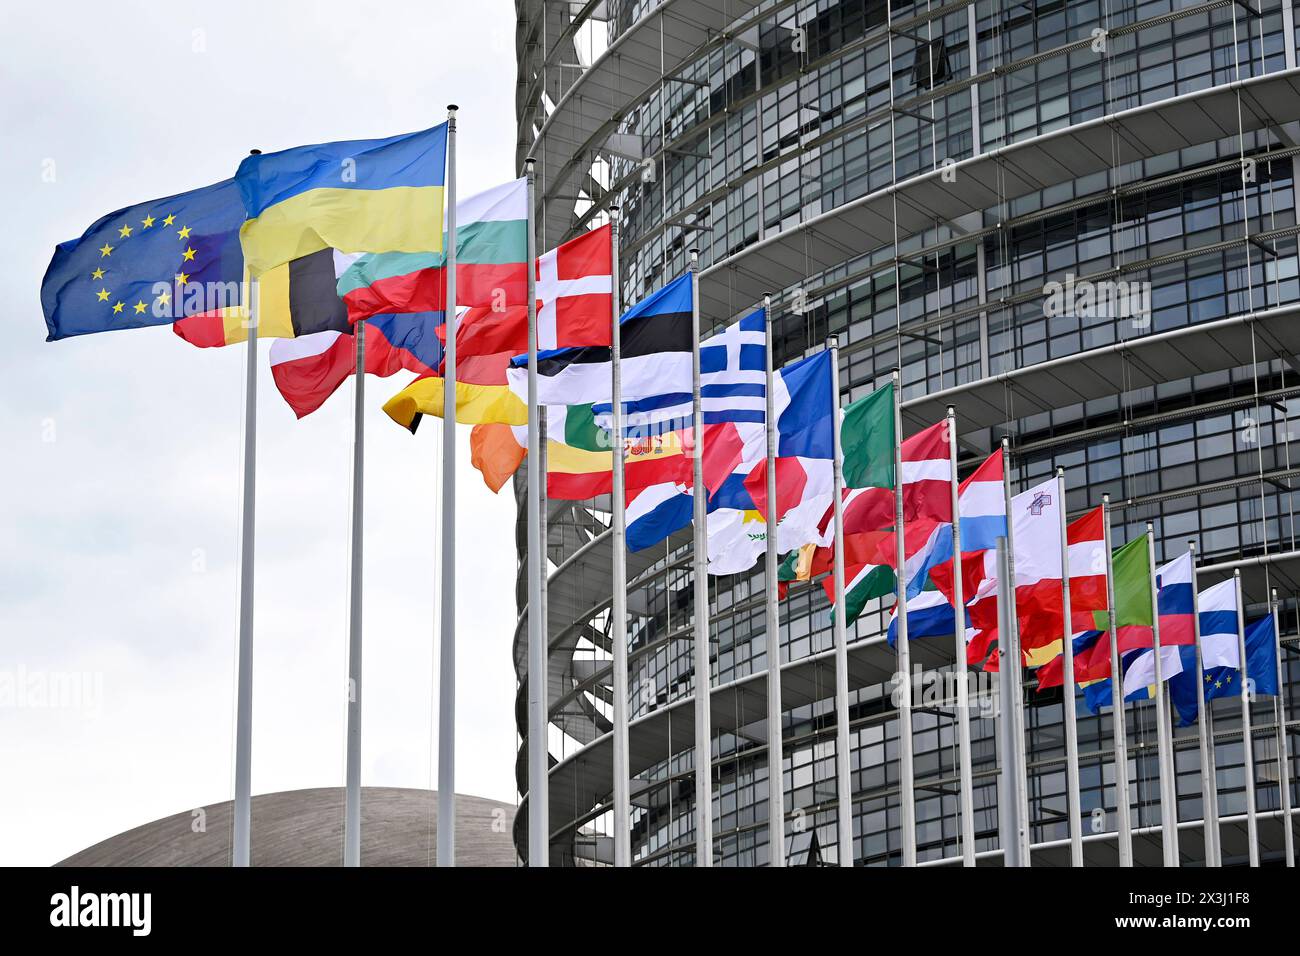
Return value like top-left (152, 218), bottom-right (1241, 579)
top-left (515, 0), bottom-right (1300, 865)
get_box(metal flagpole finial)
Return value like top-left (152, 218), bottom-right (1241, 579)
top-left (946, 404), bottom-right (955, 417)
top-left (447, 103), bottom-right (459, 113)
top-left (1146, 521), bottom-right (1155, 533)
top-left (1103, 492), bottom-right (1110, 504)
top-left (826, 334), bottom-right (838, 349)
top-left (248, 148), bottom-right (261, 155)
top-left (1056, 465), bottom-right (1065, 478)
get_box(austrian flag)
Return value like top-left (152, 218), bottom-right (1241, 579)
top-left (537, 223), bottom-right (613, 350)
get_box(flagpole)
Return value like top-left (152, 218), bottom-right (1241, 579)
top-left (343, 319), bottom-right (366, 867)
top-left (763, 294), bottom-right (785, 867)
top-left (1188, 540), bottom-right (1220, 866)
top-left (609, 225), bottom-right (631, 869)
top-left (892, 370), bottom-right (915, 866)
top-left (1055, 468), bottom-right (1083, 866)
top-left (688, 250), bottom-right (712, 867)
top-left (232, 265), bottom-right (259, 868)
top-left (994, 535), bottom-right (1024, 867)
top-left (523, 158), bottom-right (548, 867)
top-left (828, 336), bottom-right (852, 867)
top-left (999, 437), bottom-right (1030, 865)
top-left (1145, 523), bottom-right (1179, 866)
top-left (946, 407), bottom-right (975, 866)
top-left (1235, 568), bottom-right (1259, 866)
top-left (1101, 495), bottom-right (1133, 866)
top-left (437, 104), bottom-right (458, 867)
top-left (1271, 587), bottom-right (1295, 867)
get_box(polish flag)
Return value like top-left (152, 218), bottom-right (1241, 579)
top-left (1029, 506), bottom-right (1114, 690)
top-left (536, 224), bottom-right (613, 350)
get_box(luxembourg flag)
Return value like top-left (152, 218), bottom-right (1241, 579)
top-left (927, 448), bottom-right (1006, 664)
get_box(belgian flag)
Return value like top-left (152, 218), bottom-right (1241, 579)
top-left (172, 248), bottom-right (350, 348)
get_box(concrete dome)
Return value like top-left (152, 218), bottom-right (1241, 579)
top-left (56, 787), bottom-right (517, 867)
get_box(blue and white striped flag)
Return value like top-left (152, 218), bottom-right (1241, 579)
top-left (594, 306), bottom-right (767, 436)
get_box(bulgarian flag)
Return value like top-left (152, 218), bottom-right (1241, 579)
top-left (336, 177), bottom-right (529, 322)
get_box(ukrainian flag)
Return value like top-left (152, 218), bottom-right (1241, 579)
top-left (236, 125), bottom-right (447, 277)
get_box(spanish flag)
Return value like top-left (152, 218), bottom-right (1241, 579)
top-left (236, 125), bottom-right (447, 277)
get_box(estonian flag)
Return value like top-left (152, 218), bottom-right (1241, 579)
top-left (507, 272), bottom-right (693, 411)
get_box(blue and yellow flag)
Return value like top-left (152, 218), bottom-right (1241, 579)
top-left (236, 124), bottom-right (448, 277)
top-left (41, 179), bottom-right (246, 341)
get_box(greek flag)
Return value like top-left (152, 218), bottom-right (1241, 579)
top-left (594, 306), bottom-right (767, 436)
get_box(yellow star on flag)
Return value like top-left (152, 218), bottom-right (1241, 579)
top-left (162, 213), bottom-right (176, 227)
top-left (112, 301), bottom-right (124, 314)
top-left (182, 246), bottom-right (196, 261)
top-left (177, 225), bottom-right (192, 239)
top-left (118, 224), bottom-right (132, 238)
top-left (156, 289), bottom-right (171, 307)
top-left (98, 243), bottom-right (113, 257)
top-left (141, 215), bottom-right (155, 228)
top-left (133, 301), bottom-right (147, 314)
top-left (96, 288), bottom-right (110, 302)
top-left (91, 268), bottom-right (105, 280)
top-left (176, 272), bottom-right (190, 285)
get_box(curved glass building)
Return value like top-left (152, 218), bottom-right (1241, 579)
top-left (513, 0), bottom-right (1300, 865)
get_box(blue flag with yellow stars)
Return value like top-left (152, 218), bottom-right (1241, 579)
top-left (41, 178), bottom-right (246, 341)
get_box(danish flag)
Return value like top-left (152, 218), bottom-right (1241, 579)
top-left (536, 223), bottom-right (613, 350)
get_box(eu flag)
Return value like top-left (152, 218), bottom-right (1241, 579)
top-left (41, 178), bottom-right (246, 341)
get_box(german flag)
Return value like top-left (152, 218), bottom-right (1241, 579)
top-left (172, 248), bottom-right (350, 347)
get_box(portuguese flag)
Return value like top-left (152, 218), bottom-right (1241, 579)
top-left (335, 177), bottom-right (528, 322)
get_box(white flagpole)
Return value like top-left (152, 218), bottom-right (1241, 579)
top-left (523, 158), bottom-right (548, 867)
top-left (1145, 523), bottom-right (1179, 866)
top-left (1188, 541), bottom-right (1221, 866)
top-left (763, 294), bottom-right (785, 867)
top-left (999, 437), bottom-right (1030, 865)
top-left (1101, 495), bottom-right (1133, 866)
top-left (1235, 569), bottom-right (1259, 866)
top-left (343, 319), bottom-right (366, 867)
top-left (1272, 587), bottom-right (1295, 867)
top-left (689, 251), bottom-right (712, 867)
top-left (437, 104), bottom-right (458, 866)
top-left (892, 371), bottom-right (915, 866)
top-left (994, 536), bottom-right (1024, 866)
top-left (946, 407), bottom-right (975, 866)
top-left (609, 226), bottom-right (631, 868)
top-left (1055, 468), bottom-right (1083, 866)
top-left (232, 265), bottom-right (259, 868)
top-left (828, 336), bottom-right (852, 867)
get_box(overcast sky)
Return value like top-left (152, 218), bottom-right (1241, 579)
top-left (0, 0), bottom-right (523, 865)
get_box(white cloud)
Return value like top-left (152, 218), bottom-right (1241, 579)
top-left (0, 0), bottom-right (522, 865)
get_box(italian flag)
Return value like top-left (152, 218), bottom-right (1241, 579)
top-left (336, 177), bottom-right (528, 322)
